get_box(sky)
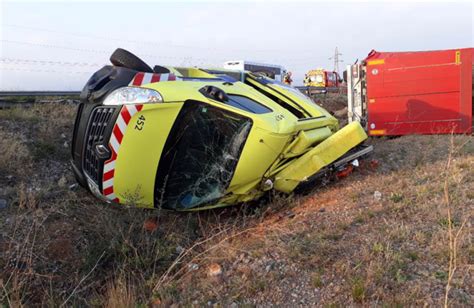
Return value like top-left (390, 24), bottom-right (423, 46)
top-left (0, 0), bottom-right (472, 90)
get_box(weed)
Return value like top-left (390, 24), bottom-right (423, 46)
top-left (104, 276), bottom-right (138, 308)
top-left (31, 140), bottom-right (57, 160)
top-left (287, 233), bottom-right (322, 263)
top-left (382, 303), bottom-right (403, 308)
top-left (353, 215), bottom-right (365, 224)
top-left (351, 277), bottom-right (366, 303)
top-left (17, 183), bottom-right (38, 210)
top-left (438, 217), bottom-right (458, 228)
top-left (389, 193), bottom-right (403, 203)
top-left (155, 282), bottom-right (180, 305)
top-left (435, 270), bottom-right (448, 281)
top-left (323, 232), bottom-right (343, 241)
top-left (0, 129), bottom-right (31, 176)
top-left (394, 269), bottom-right (408, 283)
top-left (366, 210), bottom-right (375, 218)
top-left (311, 272), bottom-right (323, 288)
top-left (404, 251), bottom-right (419, 261)
top-left (389, 253), bottom-right (409, 283)
top-left (0, 107), bottom-right (41, 123)
top-left (251, 277), bottom-right (267, 294)
top-left (372, 242), bottom-right (384, 254)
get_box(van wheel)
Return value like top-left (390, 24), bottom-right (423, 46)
top-left (110, 48), bottom-right (153, 73)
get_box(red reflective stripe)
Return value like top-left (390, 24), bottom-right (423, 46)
top-left (110, 149), bottom-right (117, 160)
top-left (121, 106), bottom-right (132, 123)
top-left (103, 186), bottom-right (114, 195)
top-left (151, 74), bottom-right (160, 83)
top-left (104, 149), bottom-right (117, 164)
top-left (113, 124), bottom-right (123, 143)
top-left (132, 73), bottom-right (144, 86)
top-left (103, 169), bottom-right (115, 181)
top-left (102, 103), bottom-right (144, 201)
top-left (169, 74), bottom-right (176, 81)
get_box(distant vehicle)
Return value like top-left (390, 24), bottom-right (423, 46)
top-left (223, 60), bottom-right (287, 83)
top-left (302, 69), bottom-right (341, 96)
top-left (346, 48), bottom-right (473, 136)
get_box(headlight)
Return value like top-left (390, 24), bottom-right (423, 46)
top-left (103, 87), bottom-right (163, 105)
top-left (316, 75), bottom-right (324, 83)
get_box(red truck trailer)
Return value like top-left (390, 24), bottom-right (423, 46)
top-left (347, 48), bottom-right (473, 136)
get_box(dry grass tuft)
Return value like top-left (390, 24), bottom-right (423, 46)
top-left (442, 135), bottom-right (471, 307)
top-left (0, 129), bottom-right (31, 177)
top-left (17, 183), bottom-right (38, 210)
top-left (104, 277), bottom-right (137, 308)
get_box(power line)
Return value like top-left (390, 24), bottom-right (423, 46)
top-left (0, 39), bottom-right (227, 64)
top-left (1, 27), bottom-right (329, 69)
top-left (1, 39), bottom-right (327, 75)
top-left (0, 58), bottom-right (102, 67)
top-left (1, 39), bottom-right (108, 54)
top-left (2, 23), bottom-right (347, 73)
top-left (2, 23), bottom-right (281, 54)
top-left (0, 66), bottom-right (92, 75)
top-left (0, 39), bottom-right (314, 69)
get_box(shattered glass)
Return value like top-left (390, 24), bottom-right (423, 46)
top-left (155, 101), bottom-right (252, 210)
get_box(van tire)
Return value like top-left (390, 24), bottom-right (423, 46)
top-left (110, 48), bottom-right (153, 73)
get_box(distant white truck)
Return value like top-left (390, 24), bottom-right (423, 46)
top-left (223, 60), bottom-right (287, 82)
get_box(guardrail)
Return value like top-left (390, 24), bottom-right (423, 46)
top-left (0, 91), bottom-right (81, 109)
top-left (295, 86), bottom-right (345, 96)
top-left (0, 91), bottom-right (81, 97)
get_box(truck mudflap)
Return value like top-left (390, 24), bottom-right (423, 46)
top-left (273, 121), bottom-right (368, 193)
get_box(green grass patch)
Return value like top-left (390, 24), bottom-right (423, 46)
top-left (351, 277), bottom-right (366, 303)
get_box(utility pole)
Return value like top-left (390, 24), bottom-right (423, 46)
top-left (329, 47), bottom-right (343, 76)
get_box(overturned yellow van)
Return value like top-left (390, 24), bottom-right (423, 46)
top-left (71, 49), bottom-right (370, 210)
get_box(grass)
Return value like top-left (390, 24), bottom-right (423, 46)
top-left (0, 129), bottom-right (32, 177)
top-left (351, 277), bottom-right (366, 303)
top-left (389, 192), bottom-right (404, 203)
top-left (0, 101), bottom-right (472, 306)
top-left (310, 271), bottom-right (324, 288)
top-left (31, 140), bottom-right (57, 160)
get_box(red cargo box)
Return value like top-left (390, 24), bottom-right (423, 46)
top-left (365, 48), bottom-right (473, 135)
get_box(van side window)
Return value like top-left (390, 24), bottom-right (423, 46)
top-left (226, 95), bottom-right (272, 114)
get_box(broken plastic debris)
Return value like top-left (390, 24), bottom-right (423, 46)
top-left (262, 179), bottom-right (274, 191)
top-left (208, 263), bottom-right (223, 276)
top-left (336, 164), bottom-right (354, 179)
top-left (370, 159), bottom-right (379, 170)
top-left (143, 217), bottom-right (158, 232)
top-left (175, 245), bottom-right (184, 254)
top-left (373, 191), bottom-right (382, 201)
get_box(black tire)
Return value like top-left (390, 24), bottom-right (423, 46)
top-left (110, 48), bottom-right (153, 73)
